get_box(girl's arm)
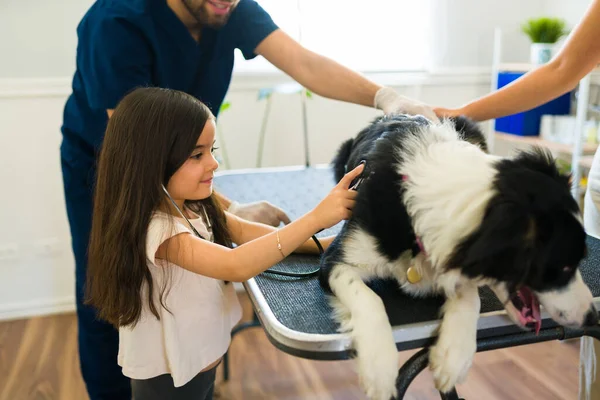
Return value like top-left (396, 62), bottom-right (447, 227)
top-left (155, 165), bottom-right (362, 282)
top-left (435, 0), bottom-right (600, 122)
top-left (226, 211), bottom-right (334, 254)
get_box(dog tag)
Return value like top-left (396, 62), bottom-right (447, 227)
top-left (407, 266), bottom-right (422, 284)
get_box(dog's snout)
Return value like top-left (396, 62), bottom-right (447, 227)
top-left (584, 306), bottom-right (599, 327)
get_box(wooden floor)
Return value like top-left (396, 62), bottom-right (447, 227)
top-left (0, 293), bottom-right (582, 400)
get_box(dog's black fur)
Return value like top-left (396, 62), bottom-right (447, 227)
top-left (321, 114), bottom-right (587, 295)
top-left (320, 115), bottom-right (489, 292)
top-left (447, 151), bottom-right (587, 293)
top-left (318, 113), bottom-right (596, 397)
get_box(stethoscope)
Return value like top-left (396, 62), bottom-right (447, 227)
top-left (260, 160), bottom-right (368, 277)
top-left (161, 184), bottom-right (210, 239)
top-left (160, 184), bottom-right (325, 278)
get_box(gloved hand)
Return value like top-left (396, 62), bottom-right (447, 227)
top-left (228, 200), bottom-right (291, 227)
top-left (374, 87), bottom-right (440, 122)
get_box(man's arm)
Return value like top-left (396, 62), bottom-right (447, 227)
top-left (256, 30), bottom-right (379, 107)
top-left (435, 0), bottom-right (600, 122)
top-left (255, 30), bottom-right (438, 121)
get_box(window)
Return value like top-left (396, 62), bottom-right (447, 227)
top-left (234, 0), bottom-right (432, 74)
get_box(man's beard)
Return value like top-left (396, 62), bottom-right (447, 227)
top-left (182, 0), bottom-right (234, 29)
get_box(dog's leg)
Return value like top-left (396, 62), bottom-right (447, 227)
top-left (429, 283), bottom-right (480, 393)
top-left (329, 263), bottom-right (398, 400)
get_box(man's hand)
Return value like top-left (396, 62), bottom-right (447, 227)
top-left (228, 201), bottom-right (291, 227)
top-left (374, 87), bottom-right (439, 122)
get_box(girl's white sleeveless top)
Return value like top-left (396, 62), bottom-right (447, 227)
top-left (117, 210), bottom-right (242, 387)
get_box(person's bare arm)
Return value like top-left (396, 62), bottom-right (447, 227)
top-left (155, 165), bottom-right (362, 281)
top-left (255, 29), bottom-right (380, 107)
top-left (435, 0), bottom-right (600, 121)
top-left (255, 30), bottom-right (438, 120)
top-left (156, 213), bottom-right (322, 282)
top-left (226, 211), bottom-right (334, 254)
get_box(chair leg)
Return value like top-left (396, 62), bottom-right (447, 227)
top-left (394, 348), bottom-right (464, 399)
top-left (394, 326), bottom-right (600, 399)
top-left (222, 311), bottom-right (262, 381)
top-left (222, 350), bottom-right (230, 381)
top-left (395, 348), bottom-right (429, 399)
top-left (439, 388), bottom-right (462, 400)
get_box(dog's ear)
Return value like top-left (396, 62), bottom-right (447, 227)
top-left (331, 138), bottom-right (355, 183)
top-left (448, 201), bottom-right (535, 282)
top-left (513, 147), bottom-right (571, 188)
top-left (448, 115), bottom-right (488, 153)
top-left (528, 209), bottom-right (587, 288)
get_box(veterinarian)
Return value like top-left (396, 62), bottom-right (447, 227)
top-left (60, 0), bottom-right (437, 398)
top-left (435, 1), bottom-right (600, 398)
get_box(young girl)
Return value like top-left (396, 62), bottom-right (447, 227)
top-left (85, 87), bottom-right (362, 399)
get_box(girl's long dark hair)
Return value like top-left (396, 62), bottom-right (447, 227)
top-left (86, 87), bottom-right (232, 328)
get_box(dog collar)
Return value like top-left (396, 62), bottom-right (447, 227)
top-left (403, 174), bottom-right (425, 284)
top-left (407, 266), bottom-right (422, 284)
top-left (407, 237), bottom-right (425, 284)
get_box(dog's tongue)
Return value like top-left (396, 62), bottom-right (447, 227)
top-left (519, 287), bottom-right (541, 335)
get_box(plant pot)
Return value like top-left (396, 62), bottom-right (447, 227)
top-left (530, 43), bottom-right (554, 65)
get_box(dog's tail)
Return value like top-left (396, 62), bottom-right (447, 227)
top-left (332, 138), bottom-right (354, 183)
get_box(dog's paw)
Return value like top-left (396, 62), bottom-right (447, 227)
top-left (354, 325), bottom-right (399, 400)
top-left (429, 332), bottom-right (476, 393)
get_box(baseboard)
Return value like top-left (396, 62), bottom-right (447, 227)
top-left (0, 77), bottom-right (72, 98)
top-left (0, 287), bottom-right (245, 322)
top-left (0, 296), bottom-right (75, 321)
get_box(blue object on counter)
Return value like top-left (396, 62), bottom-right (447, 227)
top-left (494, 71), bottom-right (572, 136)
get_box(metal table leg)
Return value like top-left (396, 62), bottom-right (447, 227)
top-left (222, 311), bottom-right (261, 381)
top-left (395, 326), bottom-right (600, 399)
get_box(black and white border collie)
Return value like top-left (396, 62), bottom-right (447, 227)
top-left (320, 114), bottom-right (598, 400)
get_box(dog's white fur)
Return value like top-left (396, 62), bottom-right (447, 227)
top-left (327, 121), bottom-right (594, 399)
top-left (329, 122), bottom-right (495, 398)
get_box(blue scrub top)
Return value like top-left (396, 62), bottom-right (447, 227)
top-left (61, 0), bottom-right (278, 163)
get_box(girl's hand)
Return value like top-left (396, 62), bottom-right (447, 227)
top-left (310, 164), bottom-right (364, 230)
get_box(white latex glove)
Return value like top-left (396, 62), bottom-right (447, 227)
top-left (374, 86), bottom-right (440, 123)
top-left (228, 200), bottom-right (291, 227)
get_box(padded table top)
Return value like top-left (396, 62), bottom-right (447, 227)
top-left (215, 166), bottom-right (600, 359)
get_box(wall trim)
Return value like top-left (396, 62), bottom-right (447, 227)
top-left (0, 67), bottom-right (492, 99)
top-left (0, 288), bottom-right (248, 321)
top-left (0, 296), bottom-right (75, 322)
top-left (0, 77), bottom-right (72, 99)
top-left (230, 67), bottom-right (492, 91)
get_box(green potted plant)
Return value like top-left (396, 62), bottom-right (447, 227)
top-left (521, 17), bottom-right (569, 65)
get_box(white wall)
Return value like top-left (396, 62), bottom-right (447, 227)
top-left (0, 92), bottom-right (75, 319)
top-left (429, 0), bottom-right (545, 69)
top-left (0, 0), bottom-right (94, 78)
top-left (544, 0), bottom-right (591, 26)
top-left (0, 0), bottom-right (589, 320)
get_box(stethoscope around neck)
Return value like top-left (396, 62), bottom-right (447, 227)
top-left (160, 184), bottom-right (323, 278)
top-left (161, 184), bottom-right (211, 239)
